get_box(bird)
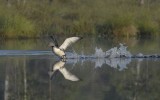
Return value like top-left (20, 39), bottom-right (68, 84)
top-left (48, 60), bottom-right (80, 81)
top-left (48, 36), bottom-right (83, 59)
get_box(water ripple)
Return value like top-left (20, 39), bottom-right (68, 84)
top-left (0, 50), bottom-right (53, 56)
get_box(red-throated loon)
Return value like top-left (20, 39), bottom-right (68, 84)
top-left (48, 36), bottom-right (83, 59)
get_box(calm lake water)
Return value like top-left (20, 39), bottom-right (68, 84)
top-left (0, 36), bottom-right (160, 100)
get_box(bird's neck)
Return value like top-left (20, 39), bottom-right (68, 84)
top-left (51, 46), bottom-right (55, 51)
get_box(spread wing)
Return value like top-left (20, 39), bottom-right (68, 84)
top-left (59, 37), bottom-right (82, 50)
top-left (59, 68), bottom-right (79, 81)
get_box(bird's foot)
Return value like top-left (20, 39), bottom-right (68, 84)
top-left (61, 55), bottom-right (67, 62)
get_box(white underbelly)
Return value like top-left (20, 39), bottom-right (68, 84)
top-left (53, 48), bottom-right (65, 57)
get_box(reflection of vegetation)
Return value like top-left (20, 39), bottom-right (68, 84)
top-left (0, 36), bottom-right (159, 56)
top-left (0, 0), bottom-right (160, 38)
top-left (0, 39), bottom-right (48, 50)
top-left (0, 56), bottom-right (160, 100)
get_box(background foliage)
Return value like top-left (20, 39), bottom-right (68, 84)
top-left (0, 0), bottom-right (160, 38)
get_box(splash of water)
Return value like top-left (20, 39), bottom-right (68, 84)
top-left (67, 43), bottom-right (133, 58)
top-left (94, 47), bottom-right (106, 58)
top-left (71, 43), bottom-right (159, 58)
top-left (65, 43), bottom-right (159, 71)
top-left (105, 43), bottom-right (132, 58)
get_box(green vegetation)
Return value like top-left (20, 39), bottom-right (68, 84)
top-left (0, 0), bottom-right (160, 38)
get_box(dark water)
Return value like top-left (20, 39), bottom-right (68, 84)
top-left (0, 37), bottom-right (160, 100)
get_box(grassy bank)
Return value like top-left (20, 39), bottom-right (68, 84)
top-left (0, 0), bottom-right (160, 38)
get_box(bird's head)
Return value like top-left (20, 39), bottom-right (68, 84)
top-left (48, 42), bottom-right (55, 47)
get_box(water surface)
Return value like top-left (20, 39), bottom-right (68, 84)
top-left (0, 37), bottom-right (160, 100)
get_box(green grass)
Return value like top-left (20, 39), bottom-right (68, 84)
top-left (0, 0), bottom-right (160, 38)
top-left (0, 7), bottom-right (36, 38)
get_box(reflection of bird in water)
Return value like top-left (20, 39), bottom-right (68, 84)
top-left (48, 60), bottom-right (80, 81)
top-left (48, 36), bottom-right (83, 59)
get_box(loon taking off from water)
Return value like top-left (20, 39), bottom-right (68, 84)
top-left (48, 36), bottom-right (83, 59)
